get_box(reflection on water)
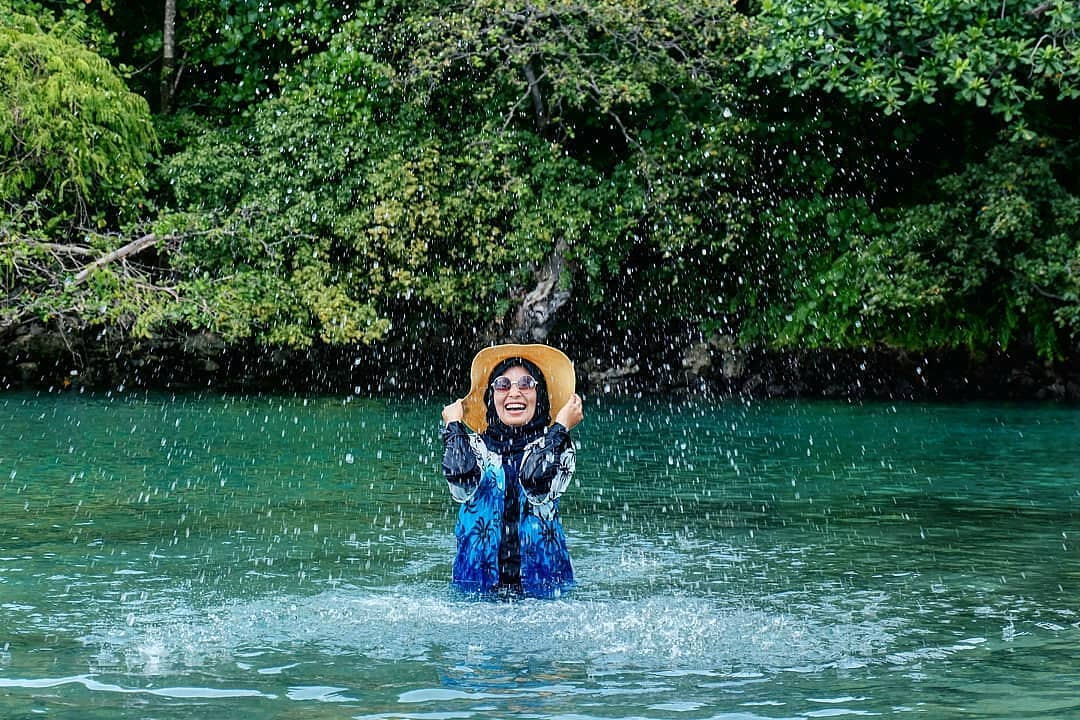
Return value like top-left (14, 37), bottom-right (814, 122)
top-left (1, 392), bottom-right (1079, 718)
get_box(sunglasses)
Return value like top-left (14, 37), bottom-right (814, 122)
top-left (491, 375), bottom-right (538, 392)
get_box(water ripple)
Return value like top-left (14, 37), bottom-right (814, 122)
top-left (0, 674), bottom-right (274, 699)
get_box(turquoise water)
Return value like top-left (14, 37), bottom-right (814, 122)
top-left (1, 391), bottom-right (1078, 719)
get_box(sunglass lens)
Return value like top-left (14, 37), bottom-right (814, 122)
top-left (492, 375), bottom-right (537, 391)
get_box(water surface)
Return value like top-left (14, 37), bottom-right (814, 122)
top-left (1, 391), bottom-right (1078, 718)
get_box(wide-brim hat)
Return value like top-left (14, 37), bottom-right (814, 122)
top-left (461, 343), bottom-right (575, 433)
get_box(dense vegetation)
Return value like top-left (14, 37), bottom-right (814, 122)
top-left (2, 0), bottom-right (1078, 385)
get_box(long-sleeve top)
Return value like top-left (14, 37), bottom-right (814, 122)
top-left (441, 420), bottom-right (575, 598)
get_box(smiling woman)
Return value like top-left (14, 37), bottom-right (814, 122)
top-left (440, 344), bottom-right (584, 598)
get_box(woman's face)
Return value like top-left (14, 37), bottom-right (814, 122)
top-left (492, 365), bottom-right (538, 427)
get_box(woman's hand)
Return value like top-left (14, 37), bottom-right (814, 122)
top-left (555, 393), bottom-right (584, 430)
top-left (442, 399), bottom-right (464, 425)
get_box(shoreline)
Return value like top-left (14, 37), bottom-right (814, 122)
top-left (3, 322), bottom-right (1078, 402)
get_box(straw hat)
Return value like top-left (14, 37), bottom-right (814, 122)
top-left (460, 344), bottom-right (576, 433)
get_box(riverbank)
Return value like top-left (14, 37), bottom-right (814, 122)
top-left (2, 322), bottom-right (1078, 401)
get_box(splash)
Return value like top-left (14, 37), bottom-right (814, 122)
top-left (84, 585), bottom-right (897, 677)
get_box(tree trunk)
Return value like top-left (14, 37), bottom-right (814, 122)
top-left (523, 59), bottom-right (547, 131)
top-left (161, 0), bottom-right (177, 114)
top-left (506, 238), bottom-right (571, 343)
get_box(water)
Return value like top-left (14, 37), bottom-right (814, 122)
top-left (1, 391), bottom-right (1078, 719)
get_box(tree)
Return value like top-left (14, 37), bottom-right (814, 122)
top-left (132, 1), bottom-right (757, 352)
top-left (0, 8), bottom-right (156, 229)
top-left (735, 0), bottom-right (1080, 359)
top-left (165, 0), bottom-right (354, 115)
top-left (160, 0), bottom-right (176, 114)
top-left (746, 0), bottom-right (1080, 138)
top-left (1, 5), bottom-right (165, 341)
top-left (157, 21), bottom-right (628, 349)
top-left (390, 0), bottom-right (754, 342)
top-left (761, 140), bottom-right (1080, 357)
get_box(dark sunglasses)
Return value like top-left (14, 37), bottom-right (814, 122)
top-left (491, 375), bottom-right (538, 392)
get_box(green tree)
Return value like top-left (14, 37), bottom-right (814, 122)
top-left (0, 7), bottom-right (156, 230)
top-left (775, 141), bottom-right (1080, 357)
top-left (163, 0), bottom-right (355, 115)
top-left (733, 0), bottom-right (1080, 359)
top-left (0, 3), bottom-right (165, 339)
top-left (391, 0), bottom-right (754, 338)
top-left (158, 22), bottom-right (623, 348)
top-left (149, 1), bottom-right (755, 350)
top-left (746, 0), bottom-right (1080, 138)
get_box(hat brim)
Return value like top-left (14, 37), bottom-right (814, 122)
top-left (460, 344), bottom-right (575, 433)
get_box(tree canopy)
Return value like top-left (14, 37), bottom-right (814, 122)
top-left (2, 0), bottom-right (1079, 378)
top-left (0, 7), bottom-right (156, 229)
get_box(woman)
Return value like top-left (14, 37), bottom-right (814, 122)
top-left (441, 344), bottom-right (584, 598)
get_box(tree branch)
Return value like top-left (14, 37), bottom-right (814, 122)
top-left (2, 241), bottom-right (94, 257)
top-left (1029, 2), bottom-right (1054, 18)
top-left (73, 233), bottom-right (167, 285)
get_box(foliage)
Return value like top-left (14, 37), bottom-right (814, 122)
top-left (140, 2), bottom-right (756, 349)
top-left (157, 21), bottom-right (630, 347)
top-left (734, 0), bottom-right (1080, 358)
top-left (4, 0), bottom-right (120, 59)
top-left (758, 139), bottom-right (1080, 357)
top-left (400, 0), bottom-right (744, 136)
top-left (388, 0), bottom-right (755, 331)
top-left (166, 0), bottom-right (356, 114)
top-left (0, 1), bottom-right (160, 338)
top-left (746, 0), bottom-right (1080, 138)
top-left (0, 7), bottom-right (156, 230)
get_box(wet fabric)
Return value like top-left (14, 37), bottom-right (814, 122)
top-left (442, 420), bottom-right (575, 598)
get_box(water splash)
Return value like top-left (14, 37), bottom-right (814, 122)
top-left (85, 586), bottom-right (898, 678)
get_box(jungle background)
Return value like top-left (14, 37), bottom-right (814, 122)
top-left (2, 0), bottom-right (1079, 399)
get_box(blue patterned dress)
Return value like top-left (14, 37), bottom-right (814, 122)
top-left (441, 421), bottom-right (575, 598)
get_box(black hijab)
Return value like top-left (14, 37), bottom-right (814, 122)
top-left (482, 357), bottom-right (551, 455)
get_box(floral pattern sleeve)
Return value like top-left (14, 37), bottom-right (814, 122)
top-left (441, 421), bottom-right (484, 503)
top-left (519, 423), bottom-right (576, 505)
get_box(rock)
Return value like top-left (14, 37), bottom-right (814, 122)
top-left (681, 341), bottom-right (711, 376)
top-left (584, 357), bottom-right (640, 393)
top-left (710, 334), bottom-right (745, 380)
top-left (1066, 381), bottom-right (1080, 401)
top-left (16, 362), bottom-right (38, 383)
top-left (742, 374), bottom-right (764, 394)
top-left (182, 331), bottom-right (226, 358)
